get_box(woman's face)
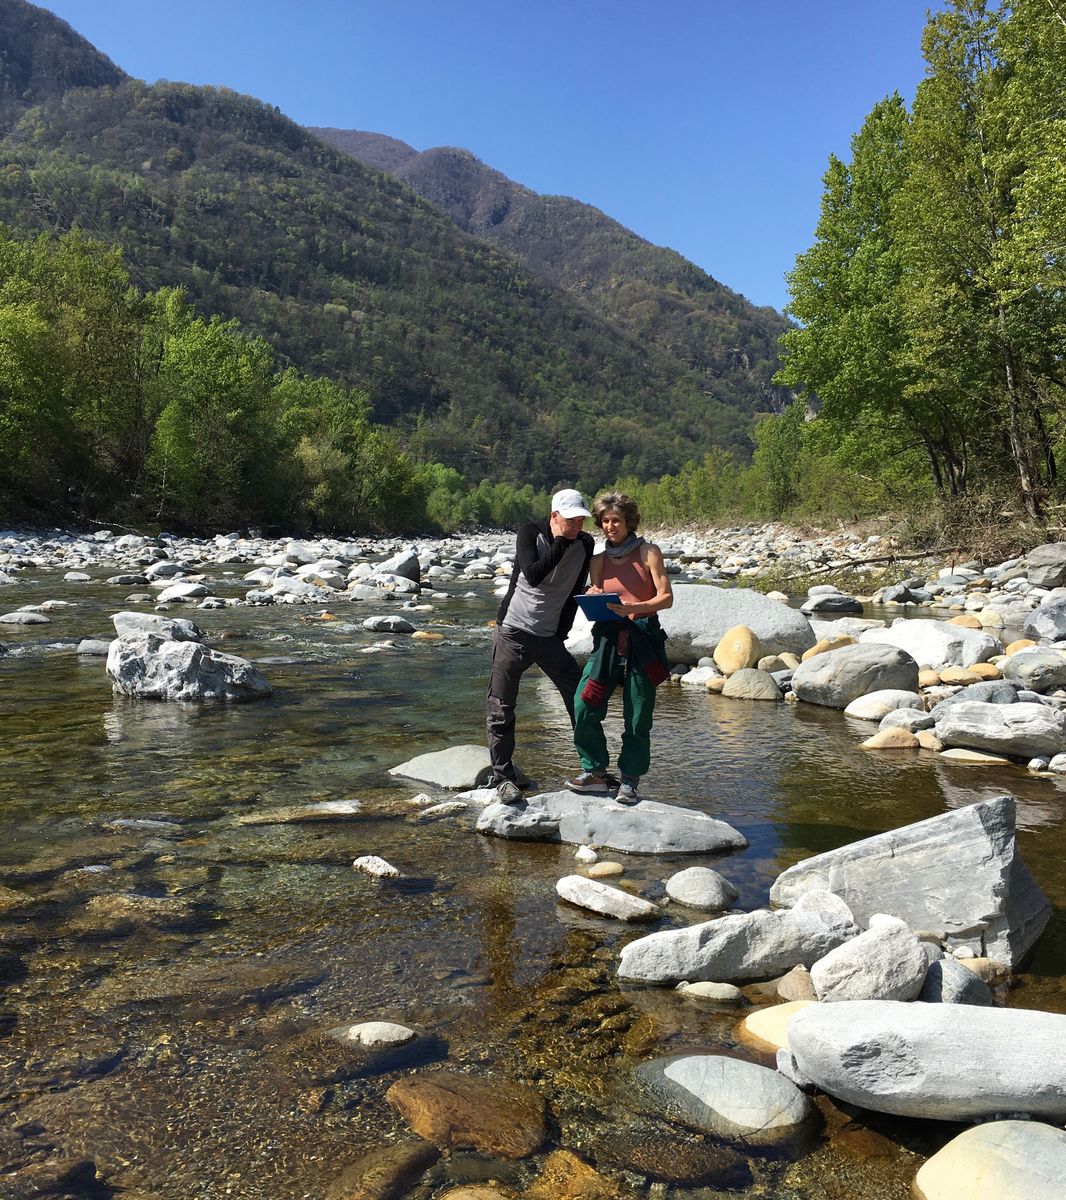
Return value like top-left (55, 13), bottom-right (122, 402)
top-left (599, 508), bottom-right (629, 545)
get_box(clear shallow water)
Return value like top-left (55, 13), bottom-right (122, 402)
top-left (1, 572), bottom-right (1065, 1199)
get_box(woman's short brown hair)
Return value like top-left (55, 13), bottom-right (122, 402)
top-left (593, 491), bottom-right (641, 534)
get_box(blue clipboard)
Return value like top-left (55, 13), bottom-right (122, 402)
top-left (574, 592), bottom-right (624, 622)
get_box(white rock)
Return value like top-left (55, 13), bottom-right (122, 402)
top-left (352, 855), bottom-right (399, 878)
top-left (860, 618), bottom-right (1001, 667)
top-left (340, 1020), bottom-right (417, 1048)
top-left (665, 866), bottom-right (739, 910)
top-left (574, 845), bottom-right (598, 864)
top-left (843, 689), bottom-right (923, 720)
top-left (107, 634), bottom-right (271, 702)
top-left (556, 874), bottom-right (659, 921)
top-left (111, 610), bottom-right (203, 642)
top-left (913, 1120), bottom-right (1066, 1200)
top-left (810, 920), bottom-right (929, 1002)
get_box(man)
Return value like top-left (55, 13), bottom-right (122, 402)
top-left (487, 488), bottom-right (594, 804)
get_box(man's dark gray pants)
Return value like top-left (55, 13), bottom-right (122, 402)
top-left (486, 626), bottom-right (581, 784)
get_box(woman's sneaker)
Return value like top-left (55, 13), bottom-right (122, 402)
top-left (616, 776), bottom-right (640, 805)
top-left (565, 770), bottom-right (610, 794)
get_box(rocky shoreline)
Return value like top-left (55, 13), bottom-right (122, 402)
top-left (4, 521), bottom-right (1066, 1199)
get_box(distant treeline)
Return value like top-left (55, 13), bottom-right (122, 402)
top-left (0, 226), bottom-right (548, 532)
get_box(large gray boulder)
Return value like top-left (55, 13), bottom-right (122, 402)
top-left (769, 796), bottom-right (1050, 967)
top-left (478, 792), bottom-right (747, 855)
top-left (389, 744), bottom-right (494, 789)
top-left (1026, 542), bottom-right (1066, 588)
top-left (111, 611), bottom-right (203, 643)
top-left (634, 1054), bottom-right (814, 1144)
top-left (928, 679), bottom-right (1020, 719)
top-left (617, 898), bottom-right (857, 984)
top-left (1002, 649), bottom-right (1066, 694)
top-left (375, 549), bottom-right (421, 584)
top-left (1024, 597), bottom-right (1066, 642)
top-left (791, 643), bottom-right (919, 709)
top-left (914, 1120), bottom-right (1066, 1200)
top-left (809, 917), bottom-right (929, 1002)
top-left (788, 1001), bottom-right (1066, 1120)
top-left (566, 584), bottom-right (815, 663)
top-left (107, 634), bottom-right (272, 702)
top-left (859, 619), bottom-right (1000, 667)
top-left (935, 701), bottom-right (1066, 759)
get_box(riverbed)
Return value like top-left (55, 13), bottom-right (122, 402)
top-left (1, 562), bottom-right (1064, 1199)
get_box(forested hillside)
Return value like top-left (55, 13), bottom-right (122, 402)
top-left (0, 0), bottom-right (783, 491)
top-left (312, 129), bottom-right (791, 425)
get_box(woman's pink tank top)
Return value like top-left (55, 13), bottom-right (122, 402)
top-left (601, 549), bottom-right (656, 606)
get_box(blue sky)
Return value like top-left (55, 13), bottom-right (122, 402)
top-left (38, 0), bottom-right (934, 313)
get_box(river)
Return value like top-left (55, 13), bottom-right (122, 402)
top-left (1, 565), bottom-right (1064, 1198)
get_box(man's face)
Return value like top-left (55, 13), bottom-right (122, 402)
top-left (551, 511), bottom-right (585, 539)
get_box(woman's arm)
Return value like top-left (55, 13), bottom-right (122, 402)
top-left (584, 550), bottom-right (605, 593)
top-left (606, 543), bottom-right (673, 617)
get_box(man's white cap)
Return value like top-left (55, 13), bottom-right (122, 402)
top-left (551, 488), bottom-right (591, 519)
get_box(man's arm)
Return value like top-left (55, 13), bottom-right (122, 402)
top-left (516, 522), bottom-right (575, 588)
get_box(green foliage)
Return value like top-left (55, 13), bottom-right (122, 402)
top-left (778, 0), bottom-right (1066, 520)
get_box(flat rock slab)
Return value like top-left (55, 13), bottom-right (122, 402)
top-left (914, 1120), bottom-right (1066, 1200)
top-left (935, 701), bottom-right (1066, 759)
top-left (769, 796), bottom-right (1050, 968)
top-left (477, 791), bottom-right (747, 855)
top-left (234, 800), bottom-right (363, 826)
top-left (618, 902), bottom-right (856, 984)
top-left (634, 1053), bottom-right (815, 1144)
top-left (385, 1071), bottom-right (546, 1159)
top-left (556, 874), bottom-right (659, 921)
top-left (789, 1000), bottom-right (1066, 1121)
top-left (389, 744), bottom-right (494, 789)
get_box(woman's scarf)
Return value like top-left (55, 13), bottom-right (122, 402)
top-left (603, 533), bottom-right (644, 559)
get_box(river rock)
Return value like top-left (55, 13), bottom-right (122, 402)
top-left (676, 981), bottom-right (745, 1003)
top-left (352, 856), bottom-right (399, 878)
top-left (788, 1000), bottom-right (1066, 1120)
top-left (1002, 648), bottom-right (1066, 693)
top-left (860, 619), bottom-right (1000, 667)
top-left (861, 727), bottom-right (920, 749)
top-left (769, 796), bottom-right (1050, 967)
top-left (555, 874), bottom-right (659, 921)
top-left (107, 633), bottom-right (272, 702)
top-left (363, 614), bottom-right (416, 633)
top-left (111, 610), bottom-right (203, 642)
top-left (879, 708), bottom-right (935, 733)
top-left (712, 625), bottom-right (763, 673)
top-left (913, 1120), bottom-right (1066, 1200)
top-left (928, 679), bottom-right (1021, 718)
top-left (935, 701), bottom-right (1066, 758)
top-left (324, 1141), bottom-right (441, 1200)
top-left (77, 638), bottom-right (112, 656)
top-left (385, 1071), bottom-right (546, 1158)
top-left (389, 744), bottom-right (494, 789)
top-left (843, 689), bottom-right (923, 720)
top-left (665, 866), bottom-right (739, 910)
top-left (376, 549), bottom-right (421, 583)
top-left (800, 593), bottom-right (863, 614)
top-left (791, 643), bottom-right (919, 708)
top-left (721, 667), bottom-right (781, 700)
top-left (1024, 595), bottom-right (1066, 642)
top-left (235, 800), bottom-right (363, 825)
top-left (617, 900), bottom-right (857, 984)
top-left (338, 1021), bottom-right (418, 1049)
top-left (526, 1149), bottom-right (627, 1200)
top-left (810, 918), bottom-right (929, 1001)
top-left (1026, 542), bottom-right (1066, 588)
top-left (634, 1054), bottom-right (814, 1144)
top-left (0, 610), bottom-right (50, 624)
top-left (801, 633), bottom-right (857, 660)
top-left (917, 956), bottom-right (994, 1005)
top-left (736, 1000), bottom-right (815, 1052)
top-left (478, 791), bottom-right (747, 855)
top-left (156, 581), bottom-right (209, 602)
top-left (566, 583), bottom-right (815, 662)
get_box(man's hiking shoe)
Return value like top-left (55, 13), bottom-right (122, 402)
top-left (495, 780), bottom-right (524, 805)
top-left (616, 776), bottom-right (641, 805)
top-left (565, 771), bottom-right (609, 795)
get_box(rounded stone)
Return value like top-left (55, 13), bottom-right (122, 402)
top-left (862, 727), bottom-right (920, 750)
top-left (342, 1021), bottom-right (418, 1049)
top-left (735, 1000), bottom-right (816, 1053)
top-left (665, 866), bottom-right (739, 910)
top-left (913, 1120), bottom-right (1066, 1200)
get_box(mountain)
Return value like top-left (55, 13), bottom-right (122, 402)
top-left (310, 130), bottom-right (792, 420)
top-left (0, 1), bottom-right (784, 488)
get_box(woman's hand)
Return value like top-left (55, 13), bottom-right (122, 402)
top-left (606, 601), bottom-right (631, 616)
top-left (585, 585), bottom-right (604, 595)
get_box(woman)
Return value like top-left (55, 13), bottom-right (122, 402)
top-left (566, 492), bottom-right (673, 804)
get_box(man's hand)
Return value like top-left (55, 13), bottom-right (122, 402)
top-left (550, 513), bottom-right (585, 540)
